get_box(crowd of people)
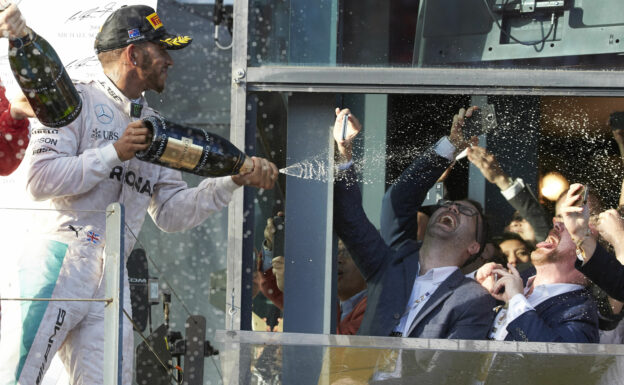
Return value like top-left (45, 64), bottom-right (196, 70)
top-left (257, 105), bottom-right (624, 346)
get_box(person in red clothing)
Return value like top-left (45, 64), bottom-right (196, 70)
top-left (335, 239), bottom-right (368, 335)
top-left (0, 83), bottom-right (32, 176)
top-left (0, 3), bottom-right (34, 176)
top-left (256, 215), bottom-right (367, 335)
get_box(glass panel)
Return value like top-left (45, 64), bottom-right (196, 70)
top-left (248, 0), bottom-right (624, 70)
top-left (247, 92), bottom-right (288, 333)
top-left (216, 330), bottom-right (624, 385)
top-left (246, 91), bottom-right (624, 343)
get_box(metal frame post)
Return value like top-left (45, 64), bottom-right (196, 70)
top-left (104, 202), bottom-right (124, 385)
top-left (225, 0), bottom-right (251, 383)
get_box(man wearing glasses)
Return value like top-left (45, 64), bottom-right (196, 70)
top-left (333, 106), bottom-right (495, 340)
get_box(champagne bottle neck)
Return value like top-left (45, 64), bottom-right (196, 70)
top-left (239, 156), bottom-right (254, 174)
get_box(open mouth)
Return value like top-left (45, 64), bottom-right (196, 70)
top-left (536, 233), bottom-right (559, 250)
top-left (436, 212), bottom-right (457, 230)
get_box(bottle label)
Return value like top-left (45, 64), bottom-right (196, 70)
top-left (18, 64), bottom-right (65, 93)
top-left (161, 136), bottom-right (203, 170)
top-left (39, 96), bottom-right (83, 128)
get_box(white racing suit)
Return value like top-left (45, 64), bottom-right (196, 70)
top-left (0, 70), bottom-right (239, 385)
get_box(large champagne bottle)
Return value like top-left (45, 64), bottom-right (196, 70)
top-left (136, 116), bottom-right (254, 177)
top-left (7, 22), bottom-right (82, 127)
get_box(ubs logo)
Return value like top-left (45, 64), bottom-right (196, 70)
top-left (94, 104), bottom-right (114, 124)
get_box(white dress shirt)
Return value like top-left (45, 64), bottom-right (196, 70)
top-left (394, 265), bottom-right (458, 337)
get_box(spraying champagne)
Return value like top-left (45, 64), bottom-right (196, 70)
top-left (136, 116), bottom-right (254, 177)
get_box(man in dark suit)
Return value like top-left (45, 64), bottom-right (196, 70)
top-left (467, 145), bottom-right (552, 246)
top-left (566, 186), bottom-right (624, 302)
top-left (477, 202), bottom-right (599, 343)
top-left (333, 106), bottom-right (496, 340)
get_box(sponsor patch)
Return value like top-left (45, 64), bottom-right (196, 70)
top-left (128, 28), bottom-right (141, 39)
top-left (91, 128), bottom-right (119, 141)
top-left (31, 128), bottom-right (59, 135)
top-left (131, 103), bottom-right (143, 118)
top-left (86, 231), bottom-right (100, 245)
top-left (94, 104), bottom-right (114, 124)
top-left (32, 147), bottom-right (52, 155)
top-left (146, 12), bottom-right (163, 30)
top-left (110, 166), bottom-right (153, 196)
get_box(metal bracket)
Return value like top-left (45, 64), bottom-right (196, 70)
top-left (233, 68), bottom-right (246, 84)
top-left (521, 0), bottom-right (536, 13)
top-left (493, 0), bottom-right (564, 13)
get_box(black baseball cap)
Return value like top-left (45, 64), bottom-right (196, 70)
top-left (94, 5), bottom-right (192, 54)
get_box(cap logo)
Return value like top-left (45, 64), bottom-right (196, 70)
top-left (160, 36), bottom-right (192, 47)
top-left (128, 28), bottom-right (141, 39)
top-left (146, 12), bottom-right (163, 30)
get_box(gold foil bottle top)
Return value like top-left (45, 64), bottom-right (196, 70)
top-left (239, 156), bottom-right (254, 174)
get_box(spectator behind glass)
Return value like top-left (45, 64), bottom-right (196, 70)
top-left (555, 185), bottom-right (624, 332)
top-left (506, 211), bottom-right (538, 246)
top-left (493, 232), bottom-right (534, 272)
top-left (336, 240), bottom-right (368, 335)
top-left (255, 214), bottom-right (368, 335)
top-left (336, 106), bottom-right (496, 340)
top-left (467, 146), bottom-right (552, 247)
top-left (611, 116), bottom-right (624, 208)
top-left (476, 211), bottom-right (599, 343)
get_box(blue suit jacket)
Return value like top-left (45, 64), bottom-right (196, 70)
top-left (334, 148), bottom-right (496, 339)
top-left (504, 288), bottom-right (599, 343)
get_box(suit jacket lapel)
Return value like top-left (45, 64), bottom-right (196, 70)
top-left (402, 251), bottom-right (421, 300)
top-left (405, 269), bottom-right (463, 337)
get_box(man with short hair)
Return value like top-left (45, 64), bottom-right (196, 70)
top-left (334, 107), bottom-right (496, 339)
top-left (477, 215), bottom-right (599, 343)
top-left (0, 5), bottom-right (277, 384)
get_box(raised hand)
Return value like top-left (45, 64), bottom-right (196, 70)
top-left (597, 209), bottom-right (624, 256)
top-left (467, 146), bottom-right (512, 190)
top-left (560, 184), bottom-right (590, 243)
top-left (332, 108), bottom-right (362, 162)
top-left (449, 106), bottom-right (479, 157)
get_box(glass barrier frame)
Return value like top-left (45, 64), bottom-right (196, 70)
top-left (216, 330), bottom-right (624, 385)
top-left (226, 0), bottom-right (624, 353)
